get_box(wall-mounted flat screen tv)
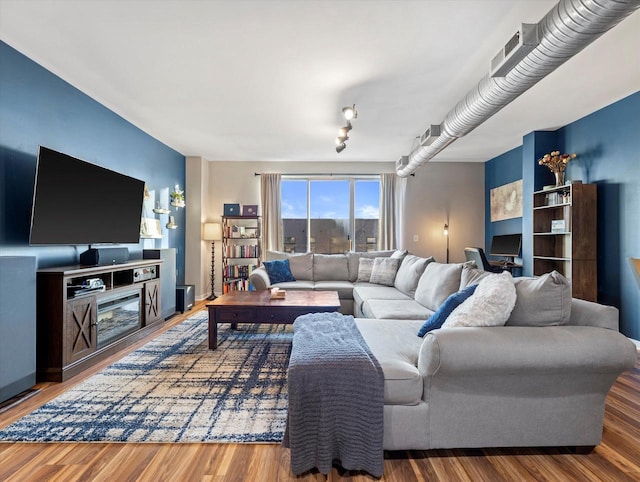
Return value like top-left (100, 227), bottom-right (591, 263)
top-left (30, 146), bottom-right (145, 245)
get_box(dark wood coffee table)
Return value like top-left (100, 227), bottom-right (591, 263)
top-left (206, 290), bottom-right (340, 349)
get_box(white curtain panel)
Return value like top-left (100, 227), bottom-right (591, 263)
top-left (260, 173), bottom-right (283, 252)
top-left (379, 173), bottom-right (406, 250)
top-left (395, 175), bottom-right (407, 249)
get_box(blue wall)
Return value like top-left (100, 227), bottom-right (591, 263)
top-left (484, 92), bottom-right (640, 339)
top-left (560, 92), bottom-right (640, 339)
top-left (0, 41), bottom-right (186, 280)
top-left (484, 146), bottom-right (523, 260)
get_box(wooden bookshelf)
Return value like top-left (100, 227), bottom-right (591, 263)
top-left (532, 183), bottom-right (597, 301)
top-left (221, 215), bottom-right (261, 293)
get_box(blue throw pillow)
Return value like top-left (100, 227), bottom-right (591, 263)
top-left (263, 259), bottom-right (296, 284)
top-left (417, 284), bottom-right (478, 337)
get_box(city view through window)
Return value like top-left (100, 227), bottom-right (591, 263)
top-left (281, 179), bottom-right (380, 254)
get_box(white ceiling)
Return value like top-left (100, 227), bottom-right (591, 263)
top-left (1, 0), bottom-right (638, 165)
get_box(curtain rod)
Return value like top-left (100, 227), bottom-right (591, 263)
top-left (253, 172), bottom-right (414, 177)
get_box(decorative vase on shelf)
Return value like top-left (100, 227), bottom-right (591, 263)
top-left (538, 150), bottom-right (576, 188)
top-left (554, 170), bottom-right (565, 187)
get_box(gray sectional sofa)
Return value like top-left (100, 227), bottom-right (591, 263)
top-left (250, 250), bottom-right (637, 450)
top-left (249, 249), bottom-right (402, 314)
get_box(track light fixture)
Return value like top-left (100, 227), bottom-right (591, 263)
top-left (335, 105), bottom-right (357, 153)
top-left (338, 123), bottom-right (352, 138)
top-left (342, 105), bottom-right (357, 120)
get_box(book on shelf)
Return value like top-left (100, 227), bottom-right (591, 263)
top-left (544, 191), bottom-right (571, 206)
top-left (223, 264), bottom-right (257, 279)
top-left (224, 244), bottom-right (259, 258)
top-left (222, 278), bottom-right (255, 293)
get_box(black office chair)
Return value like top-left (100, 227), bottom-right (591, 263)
top-left (464, 247), bottom-right (502, 273)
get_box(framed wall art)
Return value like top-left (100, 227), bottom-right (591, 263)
top-left (490, 179), bottom-right (523, 222)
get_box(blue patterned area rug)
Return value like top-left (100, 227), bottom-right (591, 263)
top-left (0, 312), bottom-right (292, 443)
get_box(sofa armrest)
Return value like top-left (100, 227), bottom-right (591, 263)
top-left (249, 266), bottom-right (271, 290)
top-left (568, 298), bottom-right (619, 330)
top-left (417, 326), bottom-right (637, 449)
top-left (418, 326), bottom-right (636, 377)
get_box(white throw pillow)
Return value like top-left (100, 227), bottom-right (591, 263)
top-left (369, 257), bottom-right (401, 286)
top-left (442, 271), bottom-right (517, 327)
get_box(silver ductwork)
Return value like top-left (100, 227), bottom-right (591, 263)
top-left (396, 0), bottom-right (640, 177)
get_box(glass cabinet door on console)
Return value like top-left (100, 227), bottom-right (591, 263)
top-left (96, 289), bottom-right (142, 349)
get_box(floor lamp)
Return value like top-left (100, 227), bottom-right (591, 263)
top-left (443, 223), bottom-right (449, 263)
top-left (203, 222), bottom-right (222, 300)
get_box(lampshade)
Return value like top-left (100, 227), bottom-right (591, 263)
top-left (203, 222), bottom-right (222, 241)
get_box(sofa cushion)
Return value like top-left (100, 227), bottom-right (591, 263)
top-left (418, 284), bottom-right (478, 337)
top-left (313, 254), bottom-right (349, 281)
top-left (369, 257), bottom-right (401, 286)
top-left (263, 259), bottom-right (295, 284)
top-left (353, 284), bottom-right (413, 316)
top-left (270, 280), bottom-right (315, 290)
top-left (443, 271), bottom-right (516, 327)
top-left (460, 266), bottom-right (573, 327)
top-left (355, 318), bottom-right (425, 405)
top-left (357, 258), bottom-right (375, 282)
top-left (390, 249), bottom-right (409, 260)
top-left (266, 251), bottom-right (313, 280)
top-left (362, 299), bottom-right (433, 320)
top-left (353, 283), bottom-right (414, 301)
top-left (506, 270), bottom-right (571, 326)
top-left (347, 250), bottom-right (395, 282)
top-left (394, 255), bottom-right (434, 296)
top-left (314, 280), bottom-right (355, 300)
top-left (414, 262), bottom-right (466, 311)
top-left (459, 263), bottom-right (493, 290)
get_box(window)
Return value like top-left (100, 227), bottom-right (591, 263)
top-left (281, 177), bottom-right (380, 253)
top-left (354, 180), bottom-right (380, 252)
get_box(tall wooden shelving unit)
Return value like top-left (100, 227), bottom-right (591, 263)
top-left (532, 183), bottom-right (597, 301)
top-left (221, 215), bottom-right (261, 293)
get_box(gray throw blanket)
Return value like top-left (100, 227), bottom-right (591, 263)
top-left (282, 312), bottom-right (384, 477)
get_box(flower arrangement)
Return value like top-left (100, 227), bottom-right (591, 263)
top-left (170, 185), bottom-right (185, 208)
top-left (538, 150), bottom-right (576, 173)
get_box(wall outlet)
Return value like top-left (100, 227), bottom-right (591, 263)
top-left (413, 234), bottom-right (419, 242)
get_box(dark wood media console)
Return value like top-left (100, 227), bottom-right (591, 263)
top-left (37, 259), bottom-right (163, 382)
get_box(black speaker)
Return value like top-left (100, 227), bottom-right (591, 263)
top-left (80, 247), bottom-right (129, 266)
top-left (176, 285), bottom-right (195, 313)
top-left (143, 248), bottom-right (176, 319)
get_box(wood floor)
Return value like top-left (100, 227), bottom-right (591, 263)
top-left (1, 302), bottom-right (638, 481)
